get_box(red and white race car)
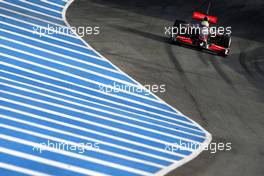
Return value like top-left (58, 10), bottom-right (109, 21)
top-left (170, 11), bottom-right (231, 56)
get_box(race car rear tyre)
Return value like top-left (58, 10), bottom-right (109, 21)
top-left (221, 35), bottom-right (231, 56)
top-left (219, 48), bottom-right (230, 57)
top-left (222, 34), bottom-right (231, 48)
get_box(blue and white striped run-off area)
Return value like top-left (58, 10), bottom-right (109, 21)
top-left (0, 0), bottom-right (212, 175)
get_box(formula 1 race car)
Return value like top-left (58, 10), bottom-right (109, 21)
top-left (170, 11), bottom-right (231, 56)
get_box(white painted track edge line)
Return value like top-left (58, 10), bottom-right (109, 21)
top-left (63, 0), bottom-right (212, 176)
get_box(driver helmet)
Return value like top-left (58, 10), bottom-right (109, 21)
top-left (201, 17), bottom-right (209, 27)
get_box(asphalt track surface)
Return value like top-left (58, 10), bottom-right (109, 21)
top-left (67, 0), bottom-right (264, 175)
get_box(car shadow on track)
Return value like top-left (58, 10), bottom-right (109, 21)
top-left (110, 24), bottom-right (223, 57)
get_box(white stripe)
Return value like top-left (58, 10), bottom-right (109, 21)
top-left (0, 98), bottom-right (188, 158)
top-left (0, 62), bottom-right (195, 127)
top-left (0, 9), bottom-right (77, 39)
top-left (0, 106), bottom-right (176, 163)
top-left (0, 19), bottom-right (95, 52)
top-left (0, 76), bottom-right (204, 138)
top-left (0, 133), bottom-right (153, 176)
top-left (40, 0), bottom-right (64, 8)
top-left (0, 81), bottom-right (204, 143)
top-left (19, 0), bottom-right (61, 14)
top-left (0, 91), bottom-right (195, 152)
top-left (0, 147), bottom-right (110, 176)
top-left (0, 54), bottom-right (178, 117)
top-left (0, 31), bottom-right (119, 74)
top-left (0, 115), bottom-right (165, 168)
top-left (1, 1), bottom-right (63, 21)
top-left (0, 162), bottom-right (51, 176)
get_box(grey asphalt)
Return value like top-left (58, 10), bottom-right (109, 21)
top-left (67, 0), bottom-right (264, 175)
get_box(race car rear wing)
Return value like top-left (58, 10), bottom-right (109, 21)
top-left (192, 11), bottom-right (218, 24)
